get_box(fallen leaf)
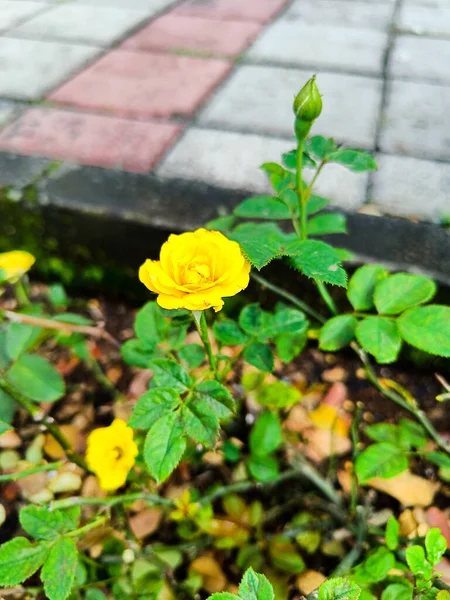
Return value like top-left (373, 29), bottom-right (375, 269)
top-left (322, 382), bottom-right (348, 409)
top-left (190, 555), bottom-right (226, 594)
top-left (129, 508), bottom-right (162, 539)
top-left (426, 507), bottom-right (450, 547)
top-left (306, 429), bottom-right (352, 462)
top-left (309, 404), bottom-right (350, 437)
top-left (284, 406), bottom-right (312, 434)
top-left (399, 509), bottom-right (418, 537)
top-left (107, 366), bottom-right (122, 384)
top-left (368, 470), bottom-right (439, 507)
top-left (44, 425), bottom-right (84, 459)
top-left (297, 570), bottom-right (326, 595)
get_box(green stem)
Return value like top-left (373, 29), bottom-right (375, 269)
top-left (194, 311), bottom-right (219, 381)
top-left (350, 404), bottom-right (362, 515)
top-left (304, 159), bottom-right (327, 204)
top-left (0, 376), bottom-right (89, 472)
top-left (15, 279), bottom-right (30, 306)
top-left (0, 461), bottom-right (64, 482)
top-left (316, 280), bottom-right (338, 316)
top-left (292, 454), bottom-right (342, 506)
top-left (250, 272), bottom-right (326, 323)
top-left (49, 492), bottom-right (174, 511)
top-left (331, 504), bottom-right (367, 577)
top-left (351, 342), bottom-right (450, 456)
top-left (296, 140), bottom-right (307, 240)
top-left (67, 516), bottom-right (108, 538)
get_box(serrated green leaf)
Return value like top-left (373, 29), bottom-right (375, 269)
top-left (248, 454), bottom-right (279, 482)
top-left (193, 380), bottom-right (235, 420)
top-left (265, 308), bottom-right (308, 337)
top-left (19, 506), bottom-right (80, 540)
top-left (182, 396), bottom-right (219, 447)
top-left (364, 547), bottom-right (395, 581)
top-left (209, 594), bottom-right (237, 600)
top-left (397, 305), bottom-right (450, 357)
top-left (243, 342), bottom-right (274, 373)
top-left (398, 418), bottom-right (427, 449)
top-left (374, 273), bottom-right (437, 315)
top-left (41, 537), bottom-right (78, 600)
top-left (178, 344), bottom-right (205, 368)
top-left (424, 451), bottom-right (450, 468)
top-left (365, 423), bottom-right (399, 445)
top-left (230, 223), bottom-right (291, 270)
top-left (355, 317), bottom-right (402, 364)
top-left (213, 319), bottom-right (249, 346)
top-left (405, 545), bottom-right (431, 577)
top-left (239, 304), bottom-right (273, 339)
top-left (426, 528), bottom-right (447, 566)
top-left (135, 302), bottom-right (168, 347)
top-left (129, 388), bottom-right (181, 429)
top-left (121, 338), bottom-right (160, 368)
top-left (318, 577), bottom-right (361, 600)
top-left (149, 359), bottom-right (192, 393)
top-left (307, 213), bottom-right (347, 236)
top-left (256, 380), bottom-right (301, 410)
top-left (250, 412), bottom-right (282, 457)
top-left (347, 265), bottom-right (389, 311)
top-left (381, 583), bottom-right (413, 600)
top-left (6, 322), bottom-right (42, 360)
top-left (7, 354), bottom-right (65, 402)
top-left (319, 315), bottom-right (357, 351)
top-left (355, 443), bottom-right (409, 484)
top-left (0, 388), bottom-right (16, 424)
top-left (286, 239), bottom-right (347, 287)
top-left (234, 196), bottom-right (292, 220)
top-left (276, 331), bottom-right (307, 363)
top-left (205, 215), bottom-right (236, 232)
top-left (238, 567), bottom-right (274, 600)
top-left (260, 162), bottom-right (285, 176)
top-left (327, 149), bottom-right (378, 172)
top-left (306, 194), bottom-right (330, 215)
top-left (282, 149), bottom-right (297, 169)
top-left (144, 412), bottom-right (186, 483)
top-left (305, 136), bottom-right (337, 160)
top-left (385, 516), bottom-right (400, 551)
top-left (0, 537), bottom-right (49, 586)
top-left (85, 590), bottom-right (108, 600)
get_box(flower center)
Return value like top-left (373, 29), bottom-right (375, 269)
top-left (110, 446), bottom-right (123, 461)
top-left (184, 262), bottom-right (211, 285)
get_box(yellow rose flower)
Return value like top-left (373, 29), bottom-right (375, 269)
top-left (0, 250), bottom-right (35, 282)
top-left (139, 229), bottom-right (250, 312)
top-left (86, 419), bottom-right (138, 491)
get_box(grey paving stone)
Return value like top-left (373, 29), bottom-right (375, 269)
top-left (0, 152), bottom-right (51, 187)
top-left (380, 80), bottom-right (450, 161)
top-left (247, 21), bottom-right (387, 75)
top-left (157, 128), bottom-right (290, 194)
top-left (0, 1), bottom-right (49, 31)
top-left (199, 65), bottom-right (382, 148)
top-left (13, 4), bottom-right (148, 45)
top-left (284, 0), bottom-right (392, 30)
top-left (0, 37), bottom-right (100, 99)
top-left (304, 163), bottom-right (368, 210)
top-left (0, 100), bottom-right (21, 126)
top-left (372, 154), bottom-right (450, 220)
top-left (70, 0), bottom-right (176, 11)
top-left (390, 36), bottom-right (450, 83)
top-left (397, 3), bottom-right (450, 37)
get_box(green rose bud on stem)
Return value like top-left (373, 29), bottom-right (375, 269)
top-left (293, 75), bottom-right (322, 142)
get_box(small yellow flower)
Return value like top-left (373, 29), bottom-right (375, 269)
top-left (139, 229), bottom-right (250, 312)
top-left (86, 419), bottom-right (138, 491)
top-left (0, 250), bottom-right (35, 282)
top-left (170, 490), bottom-right (199, 521)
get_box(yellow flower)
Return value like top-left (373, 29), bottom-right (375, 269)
top-left (86, 419), bottom-right (138, 491)
top-left (0, 250), bottom-right (35, 282)
top-left (170, 490), bottom-right (200, 521)
top-left (139, 229), bottom-right (250, 312)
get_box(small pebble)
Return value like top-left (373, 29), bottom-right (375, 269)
top-left (0, 431), bottom-right (21, 449)
top-left (29, 489), bottom-right (54, 504)
top-left (322, 367), bottom-right (347, 383)
top-left (363, 412), bottom-right (375, 423)
top-left (0, 450), bottom-right (20, 470)
top-left (0, 504), bottom-right (6, 527)
top-left (48, 472), bottom-right (82, 493)
top-left (355, 368), bottom-right (366, 380)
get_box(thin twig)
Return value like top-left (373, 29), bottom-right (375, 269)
top-left (49, 492), bottom-right (174, 511)
top-left (2, 310), bottom-right (119, 347)
top-left (0, 461), bottom-right (64, 482)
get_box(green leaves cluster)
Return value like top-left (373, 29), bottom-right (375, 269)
top-left (130, 359), bottom-right (235, 482)
top-left (0, 505), bottom-right (81, 600)
top-left (214, 303), bottom-right (309, 373)
top-left (319, 266), bottom-right (450, 362)
top-left (247, 412), bottom-right (283, 482)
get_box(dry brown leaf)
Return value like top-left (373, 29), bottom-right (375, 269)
top-left (44, 425), bottom-right (84, 459)
top-left (426, 507), bottom-right (450, 547)
top-left (337, 468), bottom-right (352, 495)
top-left (297, 570), bottom-right (326, 595)
top-left (368, 471), bottom-right (439, 507)
top-left (129, 508), bottom-right (162, 539)
top-left (106, 366), bottom-right (122, 384)
top-left (306, 429), bottom-right (352, 462)
top-left (190, 555), bottom-right (226, 594)
top-left (399, 509), bottom-right (418, 537)
top-left (284, 406), bottom-right (312, 433)
top-left (322, 382), bottom-right (348, 409)
top-left (309, 404), bottom-right (350, 437)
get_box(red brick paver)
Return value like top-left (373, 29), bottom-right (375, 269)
top-left (122, 14), bottom-right (262, 56)
top-left (49, 50), bottom-right (232, 119)
top-left (173, 0), bottom-right (289, 24)
top-left (0, 108), bottom-right (182, 173)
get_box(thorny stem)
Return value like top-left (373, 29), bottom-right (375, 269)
top-left (296, 140), bottom-right (307, 240)
top-left (0, 376), bottom-right (89, 471)
top-left (350, 404), bottom-right (362, 516)
top-left (250, 272), bottom-right (326, 324)
top-left (352, 342), bottom-right (450, 457)
top-left (0, 461), bottom-right (64, 482)
top-left (194, 311), bottom-right (220, 381)
top-left (1, 309), bottom-right (119, 347)
top-left (49, 492), bottom-right (174, 511)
